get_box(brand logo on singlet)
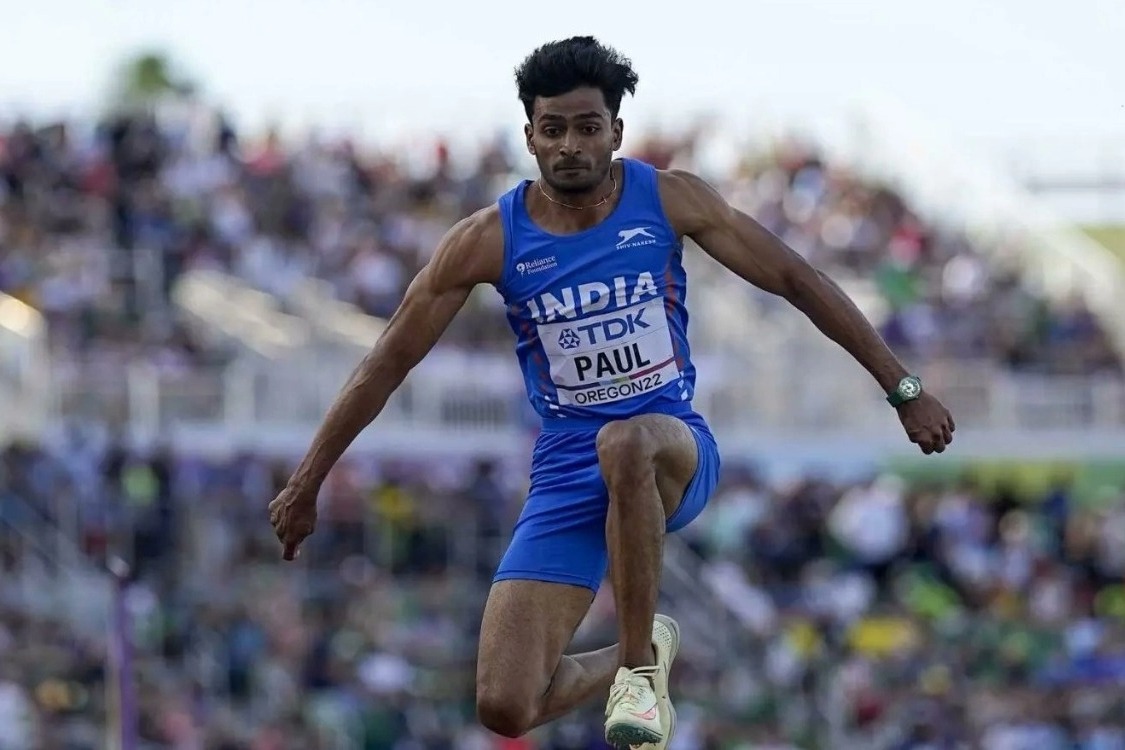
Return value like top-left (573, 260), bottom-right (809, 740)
top-left (532, 272), bottom-right (681, 407)
top-left (557, 329), bottom-right (581, 350)
top-left (516, 256), bottom-right (557, 275)
top-left (616, 227), bottom-right (657, 249)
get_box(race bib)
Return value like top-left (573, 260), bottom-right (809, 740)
top-left (538, 298), bottom-right (681, 406)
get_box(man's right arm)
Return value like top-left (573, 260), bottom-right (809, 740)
top-left (287, 206), bottom-right (504, 490)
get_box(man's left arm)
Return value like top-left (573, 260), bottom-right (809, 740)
top-left (659, 168), bottom-right (954, 454)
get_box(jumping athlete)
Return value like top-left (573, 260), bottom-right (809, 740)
top-left (269, 36), bottom-right (955, 748)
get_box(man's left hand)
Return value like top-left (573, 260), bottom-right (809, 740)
top-left (897, 393), bottom-right (955, 455)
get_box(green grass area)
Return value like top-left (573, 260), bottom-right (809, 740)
top-left (886, 458), bottom-right (1125, 507)
top-left (1083, 224), bottom-right (1125, 264)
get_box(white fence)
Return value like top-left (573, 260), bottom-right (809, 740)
top-left (44, 349), bottom-right (1125, 463)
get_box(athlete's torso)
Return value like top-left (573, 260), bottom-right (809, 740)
top-left (495, 158), bottom-right (697, 427)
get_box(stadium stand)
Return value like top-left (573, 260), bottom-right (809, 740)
top-left (3, 102), bottom-right (1125, 749)
top-left (5, 107), bottom-right (1124, 455)
top-left (3, 442), bottom-right (1125, 748)
top-left (1, 111), bottom-right (1119, 372)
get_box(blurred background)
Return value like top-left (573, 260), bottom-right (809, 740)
top-left (3, 1), bottom-right (1125, 748)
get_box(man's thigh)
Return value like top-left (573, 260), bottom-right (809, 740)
top-left (476, 580), bottom-right (595, 704)
top-left (494, 428), bottom-right (612, 590)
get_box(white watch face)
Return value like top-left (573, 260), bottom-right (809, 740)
top-left (900, 379), bottom-right (921, 398)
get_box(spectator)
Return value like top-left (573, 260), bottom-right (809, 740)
top-left (2, 115), bottom-right (1118, 374)
top-left (3, 435), bottom-right (1124, 747)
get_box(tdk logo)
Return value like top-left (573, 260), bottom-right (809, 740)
top-left (573, 308), bottom-right (651, 346)
top-left (556, 309), bottom-right (651, 351)
top-left (557, 329), bottom-right (581, 350)
top-left (616, 227), bottom-right (657, 249)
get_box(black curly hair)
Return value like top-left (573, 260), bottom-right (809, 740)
top-left (514, 36), bottom-right (639, 121)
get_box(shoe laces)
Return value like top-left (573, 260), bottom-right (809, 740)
top-left (607, 665), bottom-right (661, 713)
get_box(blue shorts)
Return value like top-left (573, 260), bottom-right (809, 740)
top-left (494, 410), bottom-right (721, 593)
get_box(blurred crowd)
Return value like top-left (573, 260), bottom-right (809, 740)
top-left (710, 144), bottom-right (1120, 375)
top-left (3, 434), bottom-right (1125, 749)
top-left (0, 107), bottom-right (518, 371)
top-left (1, 106), bottom-right (1119, 375)
top-left (3, 97), bottom-right (1125, 750)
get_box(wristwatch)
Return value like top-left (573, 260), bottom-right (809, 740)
top-left (887, 375), bottom-right (923, 407)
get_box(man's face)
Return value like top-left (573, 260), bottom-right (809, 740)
top-left (525, 86), bottom-right (622, 195)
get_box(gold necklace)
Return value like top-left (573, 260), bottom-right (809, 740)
top-left (536, 175), bottom-right (617, 211)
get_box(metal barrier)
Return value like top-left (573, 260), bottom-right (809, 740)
top-left (45, 350), bottom-right (1125, 459)
top-left (43, 237), bottom-right (1125, 456)
top-left (287, 278), bottom-right (386, 354)
top-left (171, 269), bottom-right (312, 356)
top-left (0, 292), bottom-right (50, 440)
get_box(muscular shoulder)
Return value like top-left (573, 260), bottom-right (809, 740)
top-left (655, 168), bottom-right (730, 238)
top-left (429, 204), bottom-right (505, 289)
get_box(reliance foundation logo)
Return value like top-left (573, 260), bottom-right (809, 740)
top-left (516, 256), bottom-right (558, 275)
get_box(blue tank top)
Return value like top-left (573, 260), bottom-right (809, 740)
top-left (495, 158), bottom-right (697, 430)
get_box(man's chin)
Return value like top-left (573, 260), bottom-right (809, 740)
top-left (545, 173), bottom-right (604, 196)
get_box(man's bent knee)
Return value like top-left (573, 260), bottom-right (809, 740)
top-left (597, 416), bottom-right (699, 518)
top-left (476, 682), bottom-right (538, 738)
top-left (596, 418), bottom-right (657, 471)
top-left (476, 580), bottom-right (593, 737)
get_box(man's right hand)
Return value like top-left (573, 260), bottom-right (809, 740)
top-left (268, 483), bottom-right (320, 561)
